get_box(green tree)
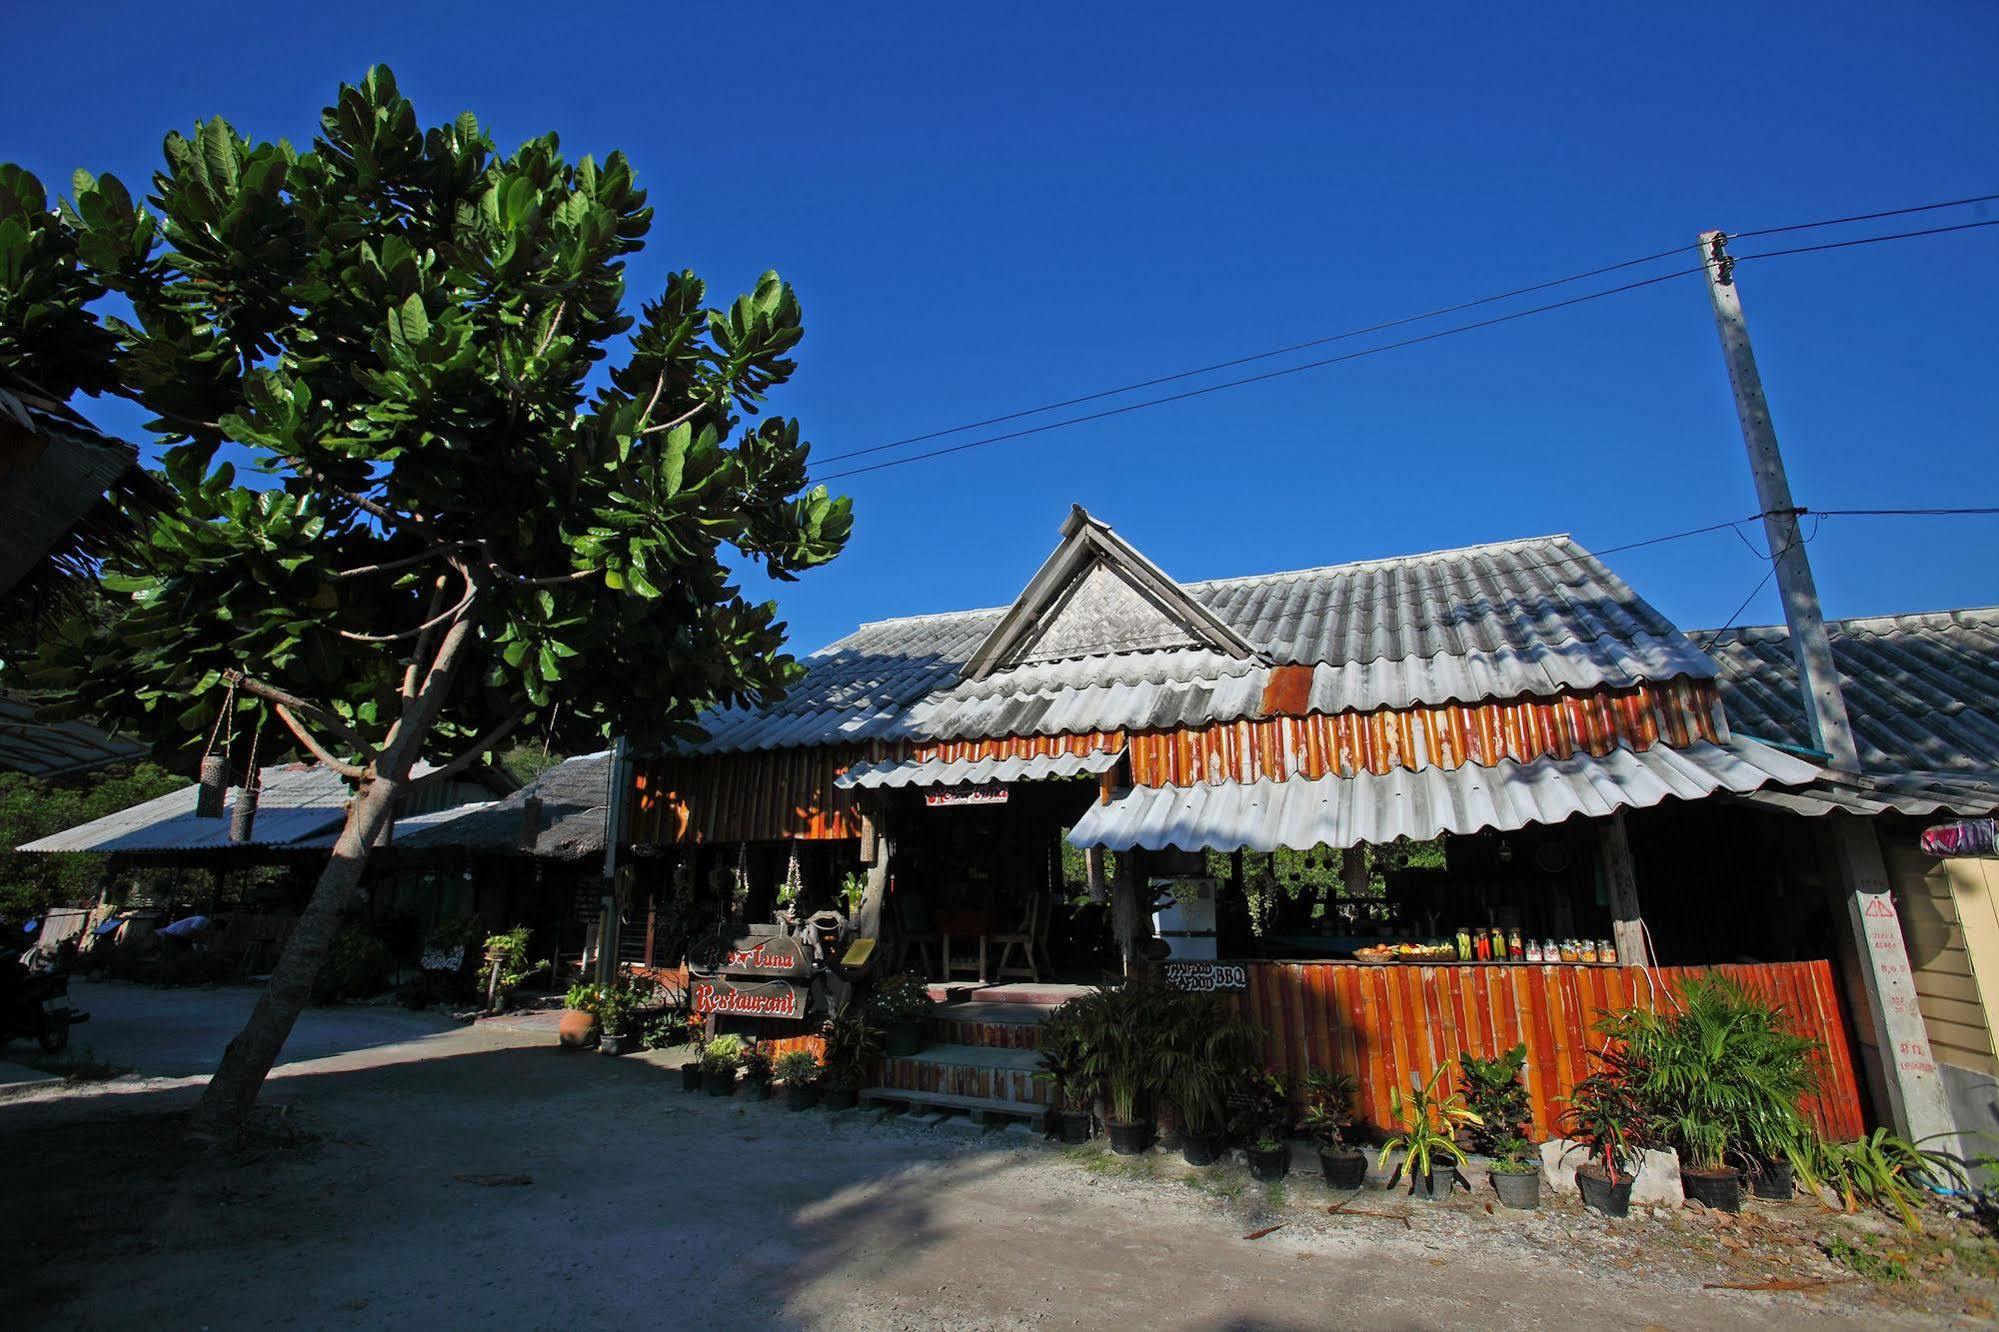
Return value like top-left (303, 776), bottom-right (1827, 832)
top-left (0, 762), bottom-right (187, 918)
top-left (2, 67), bottom-right (850, 1138)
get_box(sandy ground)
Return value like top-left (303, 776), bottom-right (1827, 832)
top-left (3, 981), bottom-right (1991, 1330)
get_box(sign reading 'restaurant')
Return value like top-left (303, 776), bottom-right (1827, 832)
top-left (924, 785), bottom-right (1008, 808)
top-left (1161, 961), bottom-right (1249, 993)
top-left (691, 977), bottom-right (808, 1020)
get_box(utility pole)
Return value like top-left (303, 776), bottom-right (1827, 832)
top-left (1698, 231), bottom-right (1955, 1148)
top-left (594, 736), bottom-right (630, 987)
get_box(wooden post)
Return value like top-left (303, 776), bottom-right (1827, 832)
top-left (856, 839), bottom-right (892, 940)
top-left (1697, 231), bottom-right (1860, 770)
top-left (594, 737), bottom-right (629, 986)
top-left (1111, 851), bottom-right (1144, 975)
top-left (1597, 812), bottom-right (1652, 967)
top-left (1823, 816), bottom-right (1957, 1145)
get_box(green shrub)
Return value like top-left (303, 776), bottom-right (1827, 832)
top-left (776, 1050), bottom-right (821, 1085)
top-left (312, 928), bottom-right (392, 1004)
top-left (866, 972), bottom-right (934, 1025)
top-left (1458, 1044), bottom-right (1530, 1155)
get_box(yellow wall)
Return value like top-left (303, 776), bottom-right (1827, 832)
top-left (1884, 838), bottom-right (1998, 1076)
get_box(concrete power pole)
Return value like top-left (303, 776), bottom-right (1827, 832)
top-left (1698, 231), bottom-right (1956, 1147)
top-left (594, 736), bottom-right (630, 987)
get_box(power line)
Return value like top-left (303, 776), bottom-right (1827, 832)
top-left (815, 191), bottom-right (1998, 471)
top-left (812, 217), bottom-right (1999, 484)
top-left (1699, 515), bottom-right (1824, 653)
top-left (1812, 505), bottom-right (1999, 518)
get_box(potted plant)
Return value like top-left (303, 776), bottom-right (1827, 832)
top-left (1561, 1053), bottom-right (1647, 1217)
top-left (1158, 994), bottom-right (1264, 1166)
top-left (560, 981), bottom-right (604, 1050)
top-left (1488, 1136), bottom-right (1543, 1210)
top-left (1230, 1070), bottom-right (1293, 1182)
top-left (1599, 977), bottom-right (1821, 1215)
top-left (777, 1050), bottom-right (823, 1111)
top-left (1034, 1004), bottom-right (1096, 1144)
top-left (1073, 977), bottom-right (1172, 1155)
top-left (819, 1007), bottom-right (882, 1110)
top-left (741, 1044), bottom-right (774, 1101)
top-left (1299, 1068), bottom-right (1367, 1189)
top-left (595, 980), bottom-right (649, 1056)
top-left (1377, 1066), bottom-right (1478, 1201)
top-left (700, 1034), bottom-right (744, 1094)
top-left (867, 972), bottom-right (935, 1058)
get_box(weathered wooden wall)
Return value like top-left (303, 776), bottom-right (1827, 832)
top-left (1237, 959), bottom-right (1866, 1142)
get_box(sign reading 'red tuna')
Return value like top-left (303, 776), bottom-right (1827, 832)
top-left (689, 931), bottom-right (813, 979)
top-left (691, 977), bottom-right (808, 1020)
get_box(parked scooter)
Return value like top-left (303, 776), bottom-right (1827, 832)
top-left (1, 939), bottom-right (89, 1054)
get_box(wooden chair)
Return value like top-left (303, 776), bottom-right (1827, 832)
top-left (992, 893), bottom-right (1053, 983)
top-left (893, 893), bottom-right (941, 979)
top-left (936, 908), bottom-right (992, 984)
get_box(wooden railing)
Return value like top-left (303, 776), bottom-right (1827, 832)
top-left (1236, 959), bottom-right (1867, 1142)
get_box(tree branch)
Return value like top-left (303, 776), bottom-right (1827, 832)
top-left (223, 670), bottom-right (377, 760)
top-left (272, 704), bottom-right (370, 781)
top-left (402, 576), bottom-right (453, 702)
top-left (636, 402), bottom-right (705, 437)
top-left (405, 710), bottom-right (527, 791)
top-left (331, 544), bottom-right (473, 582)
top-left (533, 300), bottom-right (567, 358)
top-left (337, 579), bottom-right (479, 643)
top-left (511, 568), bottom-right (597, 587)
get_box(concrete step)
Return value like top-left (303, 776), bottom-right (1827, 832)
top-left (879, 1042), bottom-right (1049, 1106)
top-left (926, 1001), bottom-right (1056, 1051)
top-left (860, 1086), bottom-right (1049, 1129)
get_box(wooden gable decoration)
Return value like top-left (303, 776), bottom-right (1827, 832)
top-left (962, 505), bottom-right (1260, 681)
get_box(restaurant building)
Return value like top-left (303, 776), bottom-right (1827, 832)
top-left (628, 507), bottom-right (1997, 1142)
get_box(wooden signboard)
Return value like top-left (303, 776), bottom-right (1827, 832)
top-left (691, 976), bottom-right (808, 1020)
top-left (688, 931), bottom-right (813, 979)
top-left (1161, 960), bottom-right (1249, 993)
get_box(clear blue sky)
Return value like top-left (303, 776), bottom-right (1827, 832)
top-left (9, 2), bottom-right (1997, 654)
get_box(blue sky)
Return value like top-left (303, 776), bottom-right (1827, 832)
top-left (8, 2), bottom-right (1997, 654)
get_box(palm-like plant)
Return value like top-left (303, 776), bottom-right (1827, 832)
top-left (1158, 995), bottom-right (1264, 1138)
top-left (1800, 1129), bottom-right (1970, 1232)
top-left (1377, 1066), bottom-right (1480, 1189)
top-left (1070, 976), bottom-right (1176, 1126)
top-left (1599, 977), bottom-right (1821, 1174)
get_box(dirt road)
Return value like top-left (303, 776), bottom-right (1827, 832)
top-left (0, 983), bottom-right (1973, 1330)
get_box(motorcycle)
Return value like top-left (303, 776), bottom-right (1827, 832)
top-left (2, 946), bottom-right (89, 1054)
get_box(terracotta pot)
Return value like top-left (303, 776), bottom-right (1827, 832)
top-left (558, 1009), bottom-right (599, 1049)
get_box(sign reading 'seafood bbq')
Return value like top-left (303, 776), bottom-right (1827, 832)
top-left (691, 977), bottom-right (808, 1020)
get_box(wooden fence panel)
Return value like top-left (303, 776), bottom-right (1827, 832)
top-left (1234, 960), bottom-right (1867, 1141)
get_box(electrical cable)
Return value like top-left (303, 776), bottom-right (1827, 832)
top-left (813, 220), bottom-right (1998, 484)
top-left (814, 191), bottom-right (1998, 471)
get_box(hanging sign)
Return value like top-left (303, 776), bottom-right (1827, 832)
top-left (1161, 961), bottom-right (1249, 993)
top-left (924, 785), bottom-right (1009, 808)
top-left (691, 976), bottom-right (808, 1020)
top-left (688, 931), bottom-right (813, 979)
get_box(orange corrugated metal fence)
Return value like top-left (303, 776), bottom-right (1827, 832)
top-left (1128, 679), bottom-right (1725, 786)
top-left (1236, 959), bottom-right (1866, 1142)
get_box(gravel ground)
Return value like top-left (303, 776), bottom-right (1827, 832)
top-left (3, 982), bottom-right (1993, 1330)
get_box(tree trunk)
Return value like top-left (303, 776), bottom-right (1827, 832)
top-left (188, 611), bottom-right (478, 1144)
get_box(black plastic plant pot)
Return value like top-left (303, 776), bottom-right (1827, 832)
top-left (744, 1079), bottom-right (772, 1102)
top-left (597, 1032), bottom-right (630, 1057)
top-left (822, 1086), bottom-right (860, 1111)
top-left (1750, 1159), bottom-right (1794, 1201)
top-left (1106, 1121), bottom-right (1152, 1156)
top-left (1056, 1109), bottom-right (1094, 1144)
top-left (883, 1020), bottom-right (923, 1058)
top-left (1577, 1164), bottom-right (1636, 1217)
top-left (1318, 1150), bottom-right (1368, 1190)
top-left (680, 1064), bottom-right (704, 1092)
top-left (785, 1083), bottom-right (820, 1112)
top-left (1491, 1169), bottom-right (1542, 1211)
top-left (1682, 1167), bottom-right (1743, 1213)
top-left (1405, 1166), bottom-right (1451, 1201)
top-left (703, 1068), bottom-right (735, 1096)
top-left (1180, 1130), bottom-right (1223, 1166)
top-left (1248, 1145), bottom-right (1290, 1182)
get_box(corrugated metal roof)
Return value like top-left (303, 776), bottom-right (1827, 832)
top-left (396, 752), bottom-right (612, 860)
top-left (1692, 607), bottom-right (1999, 778)
top-left (1067, 737), bottom-right (1819, 851)
top-left (687, 533), bottom-right (1716, 755)
top-left (18, 761), bottom-right (499, 854)
top-left (0, 391), bottom-right (137, 598)
top-left (835, 749), bottom-right (1122, 790)
top-left (1732, 768), bottom-right (1999, 819)
top-left (0, 692), bottom-right (148, 778)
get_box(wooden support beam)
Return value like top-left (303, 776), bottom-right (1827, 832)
top-left (1597, 812), bottom-right (1653, 968)
top-left (1111, 850), bottom-right (1145, 975)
